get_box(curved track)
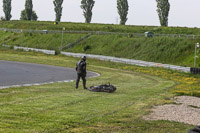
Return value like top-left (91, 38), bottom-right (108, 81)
top-left (0, 60), bottom-right (98, 89)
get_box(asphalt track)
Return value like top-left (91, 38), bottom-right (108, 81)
top-left (0, 60), bottom-right (99, 89)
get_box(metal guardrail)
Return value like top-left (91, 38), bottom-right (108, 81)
top-left (61, 51), bottom-right (191, 73)
top-left (13, 46), bottom-right (55, 55)
top-left (0, 44), bottom-right (191, 73)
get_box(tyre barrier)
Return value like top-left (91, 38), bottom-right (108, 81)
top-left (188, 126), bottom-right (200, 133)
top-left (190, 67), bottom-right (200, 74)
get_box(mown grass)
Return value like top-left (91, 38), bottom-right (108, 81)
top-left (0, 48), bottom-right (198, 132)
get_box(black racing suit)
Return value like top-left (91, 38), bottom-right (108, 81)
top-left (75, 60), bottom-right (87, 89)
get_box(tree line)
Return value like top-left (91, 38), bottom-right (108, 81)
top-left (2, 0), bottom-right (170, 26)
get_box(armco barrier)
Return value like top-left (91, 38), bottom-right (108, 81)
top-left (61, 51), bottom-right (191, 73)
top-left (0, 44), bottom-right (191, 73)
top-left (14, 46), bottom-right (55, 55)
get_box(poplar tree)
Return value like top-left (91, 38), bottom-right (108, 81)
top-left (53, 0), bottom-right (64, 22)
top-left (25, 0), bottom-right (33, 20)
top-left (20, 0), bottom-right (37, 21)
top-left (20, 10), bottom-right (38, 21)
top-left (117, 0), bottom-right (129, 25)
top-left (81, 0), bottom-right (95, 23)
top-left (156, 0), bottom-right (170, 26)
top-left (3, 0), bottom-right (12, 21)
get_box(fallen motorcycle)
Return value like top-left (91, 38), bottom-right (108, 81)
top-left (89, 83), bottom-right (117, 93)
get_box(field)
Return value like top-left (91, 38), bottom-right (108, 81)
top-left (1, 21), bottom-right (200, 132)
top-left (0, 48), bottom-right (198, 132)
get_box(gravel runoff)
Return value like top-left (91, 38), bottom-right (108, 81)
top-left (143, 96), bottom-right (200, 126)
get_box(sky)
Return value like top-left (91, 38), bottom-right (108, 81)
top-left (0, 0), bottom-right (200, 28)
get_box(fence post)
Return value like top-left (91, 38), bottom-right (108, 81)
top-left (60, 27), bottom-right (65, 51)
top-left (3, 28), bottom-right (6, 45)
top-left (21, 29), bottom-right (23, 47)
top-left (194, 42), bottom-right (199, 67)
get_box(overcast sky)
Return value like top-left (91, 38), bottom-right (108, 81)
top-left (0, 0), bottom-right (200, 28)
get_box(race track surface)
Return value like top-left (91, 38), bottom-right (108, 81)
top-left (0, 60), bottom-right (98, 88)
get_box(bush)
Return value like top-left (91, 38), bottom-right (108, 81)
top-left (55, 49), bottom-right (60, 55)
top-left (83, 45), bottom-right (91, 51)
top-left (20, 10), bottom-right (38, 21)
top-left (0, 16), bottom-right (6, 21)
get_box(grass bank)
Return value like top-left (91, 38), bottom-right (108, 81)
top-left (0, 48), bottom-right (199, 132)
top-left (68, 34), bottom-right (200, 67)
top-left (1, 21), bottom-right (200, 67)
top-left (1, 20), bottom-right (200, 35)
top-left (1, 30), bottom-right (200, 67)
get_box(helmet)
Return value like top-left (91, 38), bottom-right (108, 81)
top-left (82, 56), bottom-right (86, 61)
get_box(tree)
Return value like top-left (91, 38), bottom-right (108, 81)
top-left (25, 0), bottom-right (33, 20)
top-left (117, 0), bottom-right (129, 25)
top-left (3, 0), bottom-right (12, 21)
top-left (20, 10), bottom-right (27, 20)
top-left (31, 11), bottom-right (38, 21)
top-left (53, 0), bottom-right (64, 22)
top-left (21, 0), bottom-right (37, 21)
top-left (20, 10), bottom-right (38, 21)
top-left (81, 0), bottom-right (95, 23)
top-left (156, 0), bottom-right (170, 26)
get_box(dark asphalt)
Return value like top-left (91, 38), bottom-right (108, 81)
top-left (0, 60), bottom-right (98, 88)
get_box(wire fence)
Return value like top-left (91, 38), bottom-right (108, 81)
top-left (1, 27), bottom-right (200, 51)
top-left (1, 28), bottom-right (200, 39)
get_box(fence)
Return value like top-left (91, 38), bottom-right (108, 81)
top-left (1, 28), bottom-right (200, 39)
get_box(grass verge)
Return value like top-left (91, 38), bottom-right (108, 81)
top-left (0, 48), bottom-right (197, 132)
top-left (1, 30), bottom-right (200, 67)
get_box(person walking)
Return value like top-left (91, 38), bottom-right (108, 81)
top-left (75, 56), bottom-right (87, 89)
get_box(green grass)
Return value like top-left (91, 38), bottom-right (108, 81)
top-left (0, 21), bottom-right (200, 132)
top-left (1, 31), bottom-right (200, 67)
top-left (1, 21), bottom-right (200, 67)
top-left (0, 48), bottom-right (195, 132)
top-left (1, 20), bottom-right (200, 35)
top-left (0, 31), bottom-right (87, 50)
top-left (0, 21), bottom-right (200, 67)
top-left (66, 34), bottom-right (200, 67)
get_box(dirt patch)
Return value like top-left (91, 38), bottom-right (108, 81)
top-left (144, 96), bottom-right (200, 126)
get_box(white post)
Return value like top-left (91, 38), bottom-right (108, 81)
top-left (194, 42), bottom-right (199, 67)
top-left (60, 27), bottom-right (65, 51)
top-left (3, 28), bottom-right (6, 45)
top-left (21, 29), bottom-right (23, 47)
